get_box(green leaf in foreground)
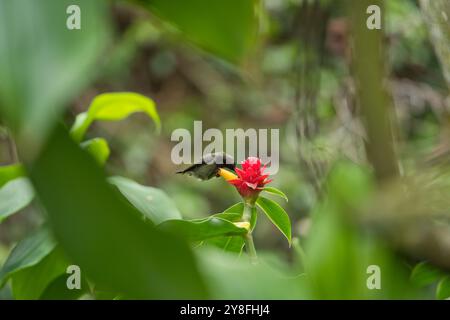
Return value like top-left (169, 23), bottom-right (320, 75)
top-left (0, 0), bottom-right (110, 156)
top-left (256, 196), bottom-right (291, 245)
top-left (29, 125), bottom-right (207, 299)
top-left (80, 138), bottom-right (110, 165)
top-left (410, 261), bottom-right (445, 287)
top-left (0, 227), bottom-right (56, 287)
top-left (137, 0), bottom-right (258, 63)
top-left (202, 202), bottom-right (246, 254)
top-left (197, 248), bottom-right (306, 299)
top-left (205, 236), bottom-right (245, 254)
top-left (109, 176), bottom-right (181, 224)
top-left (39, 274), bottom-right (88, 300)
top-left (70, 92), bottom-right (160, 142)
top-left (158, 217), bottom-right (247, 242)
top-left (11, 246), bottom-right (69, 300)
top-left (436, 276), bottom-right (450, 300)
top-left (262, 187), bottom-right (288, 202)
top-left (0, 164), bottom-right (25, 187)
top-left (0, 178), bottom-right (34, 222)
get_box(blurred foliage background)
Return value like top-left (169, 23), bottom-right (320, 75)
top-left (2, 0), bottom-right (450, 299)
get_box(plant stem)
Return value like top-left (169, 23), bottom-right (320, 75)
top-left (243, 201), bottom-right (258, 264)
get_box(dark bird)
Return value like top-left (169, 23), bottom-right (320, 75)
top-left (176, 152), bottom-right (235, 181)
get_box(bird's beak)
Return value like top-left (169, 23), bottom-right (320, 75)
top-left (218, 168), bottom-right (238, 181)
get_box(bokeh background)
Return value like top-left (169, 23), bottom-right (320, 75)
top-left (2, 0), bottom-right (450, 299)
top-left (0, 0), bottom-right (448, 262)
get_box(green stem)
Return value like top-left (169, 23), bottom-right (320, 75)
top-left (243, 201), bottom-right (258, 264)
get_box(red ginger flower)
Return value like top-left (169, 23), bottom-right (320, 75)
top-left (228, 157), bottom-right (272, 201)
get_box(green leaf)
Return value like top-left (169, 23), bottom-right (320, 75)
top-left (262, 187), bottom-right (288, 202)
top-left (199, 212), bottom-right (242, 222)
top-left (11, 246), bottom-right (69, 300)
top-left (197, 248), bottom-right (306, 299)
top-left (410, 261), bottom-right (445, 287)
top-left (70, 92), bottom-right (160, 142)
top-left (304, 163), bottom-right (417, 299)
top-left (256, 196), bottom-right (291, 245)
top-left (0, 227), bottom-right (56, 287)
top-left (39, 274), bottom-right (88, 300)
top-left (205, 236), bottom-right (245, 254)
top-left (223, 202), bottom-right (244, 214)
top-left (0, 0), bottom-right (110, 156)
top-left (29, 125), bottom-right (207, 299)
top-left (80, 138), bottom-right (110, 166)
top-left (292, 237), bottom-right (307, 274)
top-left (0, 178), bottom-right (34, 223)
top-left (436, 276), bottom-right (450, 300)
top-left (206, 202), bottom-right (246, 253)
top-left (222, 236), bottom-right (245, 253)
top-left (137, 0), bottom-right (258, 63)
top-left (158, 217), bottom-right (247, 242)
top-left (109, 176), bottom-right (181, 224)
top-left (0, 164), bottom-right (25, 188)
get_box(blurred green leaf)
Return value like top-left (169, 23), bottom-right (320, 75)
top-left (198, 248), bottom-right (306, 299)
top-left (158, 217), bottom-right (247, 242)
top-left (29, 125), bottom-right (207, 298)
top-left (0, 164), bottom-right (25, 187)
top-left (70, 92), bottom-right (160, 142)
top-left (0, 227), bottom-right (56, 287)
top-left (93, 288), bottom-right (120, 300)
top-left (305, 163), bottom-right (418, 299)
top-left (80, 138), bottom-right (110, 166)
top-left (292, 237), bottom-right (307, 274)
top-left (0, 178), bottom-right (34, 222)
top-left (11, 246), bottom-right (69, 300)
top-left (410, 261), bottom-right (445, 287)
top-left (137, 0), bottom-right (258, 63)
top-left (205, 236), bottom-right (245, 254)
top-left (0, 0), bottom-right (110, 155)
top-left (262, 187), bottom-right (288, 202)
top-left (256, 196), bottom-right (291, 245)
top-left (306, 206), bottom-right (418, 299)
top-left (436, 276), bottom-right (450, 300)
top-left (327, 162), bottom-right (374, 209)
top-left (40, 274), bottom-right (88, 300)
top-left (109, 176), bottom-right (181, 224)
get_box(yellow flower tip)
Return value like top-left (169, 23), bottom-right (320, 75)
top-left (218, 168), bottom-right (238, 181)
top-left (234, 221), bottom-right (250, 231)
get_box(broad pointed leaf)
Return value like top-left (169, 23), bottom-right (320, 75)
top-left (80, 138), bottom-right (110, 166)
top-left (158, 217), bottom-right (247, 242)
top-left (410, 261), bottom-right (444, 287)
top-left (11, 246), bottom-right (69, 300)
top-left (256, 196), bottom-right (291, 245)
top-left (0, 0), bottom-right (110, 155)
top-left (436, 276), bottom-right (450, 300)
top-left (0, 178), bottom-right (34, 222)
top-left (263, 187), bottom-right (288, 202)
top-left (29, 125), bottom-right (207, 299)
top-left (70, 92), bottom-right (160, 142)
top-left (0, 227), bottom-right (56, 287)
top-left (137, 0), bottom-right (259, 63)
top-left (109, 176), bottom-right (181, 224)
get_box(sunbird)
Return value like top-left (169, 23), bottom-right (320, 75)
top-left (176, 152), bottom-right (236, 181)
